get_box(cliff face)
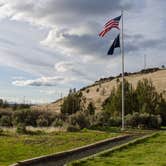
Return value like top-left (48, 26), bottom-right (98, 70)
top-left (32, 69), bottom-right (166, 113)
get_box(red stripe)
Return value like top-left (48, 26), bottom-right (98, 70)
top-left (105, 20), bottom-right (114, 26)
top-left (99, 17), bottom-right (120, 37)
top-left (104, 22), bottom-right (119, 29)
top-left (99, 27), bottom-right (112, 37)
top-left (102, 23), bottom-right (119, 32)
top-left (105, 20), bottom-right (118, 27)
top-left (99, 25), bottom-right (119, 37)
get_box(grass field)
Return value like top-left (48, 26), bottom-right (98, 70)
top-left (0, 130), bottom-right (119, 166)
top-left (70, 131), bottom-right (166, 166)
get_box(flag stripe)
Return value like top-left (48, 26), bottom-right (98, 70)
top-left (105, 20), bottom-right (118, 27)
top-left (99, 15), bottom-right (121, 37)
top-left (104, 22), bottom-right (119, 29)
top-left (99, 25), bottom-right (120, 37)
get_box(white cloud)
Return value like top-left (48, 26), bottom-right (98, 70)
top-left (54, 61), bottom-right (73, 72)
top-left (12, 76), bottom-right (67, 86)
top-left (39, 89), bottom-right (57, 95)
top-left (0, 0), bottom-right (165, 90)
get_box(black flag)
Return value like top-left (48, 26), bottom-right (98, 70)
top-left (107, 34), bottom-right (120, 55)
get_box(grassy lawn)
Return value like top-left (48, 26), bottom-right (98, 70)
top-left (0, 130), bottom-right (119, 166)
top-left (70, 131), bottom-right (166, 166)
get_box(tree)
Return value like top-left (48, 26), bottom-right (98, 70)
top-left (156, 95), bottom-right (166, 126)
top-left (103, 80), bottom-right (135, 117)
top-left (135, 79), bottom-right (159, 114)
top-left (2, 100), bottom-right (9, 108)
top-left (0, 99), bottom-right (3, 107)
top-left (161, 65), bottom-right (165, 69)
top-left (61, 89), bottom-right (83, 115)
top-left (102, 78), bottom-right (166, 128)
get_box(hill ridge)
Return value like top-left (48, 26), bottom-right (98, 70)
top-left (32, 68), bottom-right (166, 113)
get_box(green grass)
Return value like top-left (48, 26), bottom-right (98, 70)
top-left (70, 131), bottom-right (166, 166)
top-left (0, 130), bottom-right (119, 166)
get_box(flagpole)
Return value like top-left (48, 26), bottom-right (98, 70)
top-left (121, 10), bottom-right (125, 130)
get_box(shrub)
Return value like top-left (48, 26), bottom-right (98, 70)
top-left (52, 119), bottom-right (63, 127)
top-left (86, 89), bottom-right (90, 93)
top-left (68, 111), bottom-right (90, 129)
top-left (12, 109), bottom-right (56, 127)
top-left (96, 88), bottom-right (100, 92)
top-left (66, 124), bottom-right (80, 132)
top-left (125, 112), bottom-right (140, 127)
top-left (36, 115), bottom-right (49, 127)
top-left (16, 123), bottom-right (27, 134)
top-left (94, 112), bottom-right (110, 126)
top-left (0, 115), bottom-right (12, 127)
top-left (87, 102), bottom-right (95, 115)
top-left (125, 113), bottom-right (162, 129)
top-left (108, 117), bottom-right (121, 127)
top-left (12, 109), bottom-right (38, 126)
top-left (82, 128), bottom-right (88, 132)
top-left (148, 115), bottom-right (162, 129)
top-left (0, 128), bottom-right (3, 135)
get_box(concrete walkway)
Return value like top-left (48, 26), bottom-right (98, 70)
top-left (11, 134), bottom-right (141, 166)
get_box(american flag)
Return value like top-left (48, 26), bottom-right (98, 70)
top-left (99, 15), bottom-right (121, 37)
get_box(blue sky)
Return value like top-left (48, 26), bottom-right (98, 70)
top-left (0, 0), bottom-right (166, 103)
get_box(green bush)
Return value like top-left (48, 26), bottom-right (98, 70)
top-left (36, 115), bottom-right (49, 127)
top-left (94, 112), bottom-right (110, 126)
top-left (12, 109), bottom-right (56, 127)
top-left (12, 109), bottom-right (38, 126)
top-left (0, 115), bottom-right (12, 127)
top-left (66, 124), bottom-right (80, 132)
top-left (16, 123), bottom-right (27, 134)
top-left (87, 102), bottom-right (95, 115)
top-left (125, 113), bottom-right (162, 129)
top-left (148, 115), bottom-right (162, 129)
top-left (108, 117), bottom-right (121, 127)
top-left (0, 128), bottom-right (3, 135)
top-left (125, 112), bottom-right (140, 127)
top-left (68, 111), bottom-right (90, 129)
top-left (52, 119), bottom-right (63, 127)
top-left (86, 89), bottom-right (90, 93)
top-left (96, 88), bottom-right (100, 92)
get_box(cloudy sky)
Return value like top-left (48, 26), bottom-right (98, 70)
top-left (0, 0), bottom-right (165, 103)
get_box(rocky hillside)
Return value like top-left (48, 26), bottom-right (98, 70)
top-left (32, 68), bottom-right (166, 113)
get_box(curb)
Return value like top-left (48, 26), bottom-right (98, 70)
top-left (69, 132), bottom-right (158, 165)
top-left (10, 134), bottom-right (131, 166)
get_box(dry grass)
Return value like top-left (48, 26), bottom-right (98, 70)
top-left (1, 126), bottom-right (65, 133)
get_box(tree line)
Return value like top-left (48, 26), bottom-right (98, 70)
top-left (0, 78), bottom-right (165, 131)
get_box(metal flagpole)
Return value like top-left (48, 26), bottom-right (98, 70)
top-left (144, 54), bottom-right (146, 70)
top-left (121, 10), bottom-right (125, 130)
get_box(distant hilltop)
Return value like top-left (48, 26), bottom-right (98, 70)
top-left (80, 67), bottom-right (162, 91)
top-left (32, 67), bottom-right (166, 113)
